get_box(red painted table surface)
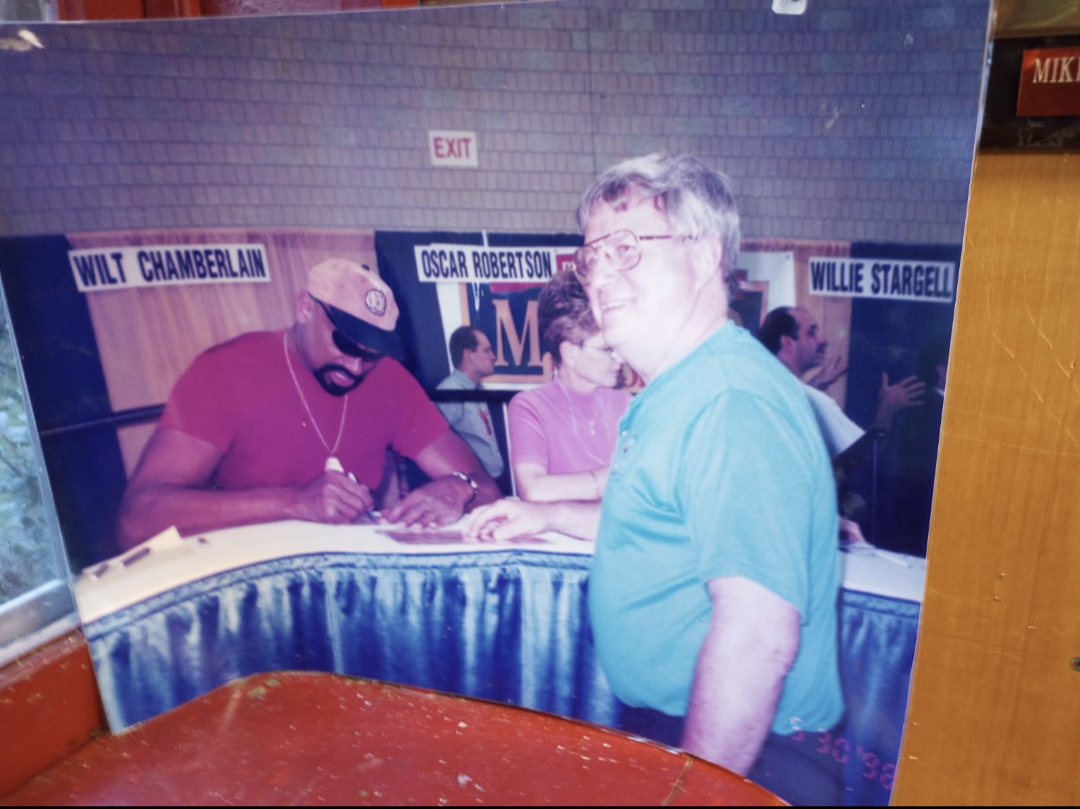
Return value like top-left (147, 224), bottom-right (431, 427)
top-left (2, 671), bottom-right (784, 806)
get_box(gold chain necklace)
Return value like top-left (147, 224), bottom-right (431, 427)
top-left (283, 331), bottom-right (348, 469)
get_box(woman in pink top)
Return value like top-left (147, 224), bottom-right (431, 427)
top-left (508, 270), bottom-right (632, 502)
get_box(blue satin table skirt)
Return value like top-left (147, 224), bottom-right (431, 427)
top-left (86, 551), bottom-right (918, 806)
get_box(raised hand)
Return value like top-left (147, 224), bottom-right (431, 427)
top-left (872, 373), bottom-right (925, 431)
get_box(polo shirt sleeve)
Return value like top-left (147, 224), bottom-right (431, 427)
top-left (507, 391), bottom-right (548, 471)
top-left (159, 348), bottom-right (238, 454)
top-left (382, 361), bottom-right (450, 460)
top-left (676, 390), bottom-right (815, 617)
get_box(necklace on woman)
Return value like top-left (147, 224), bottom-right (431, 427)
top-left (555, 370), bottom-right (597, 433)
top-left (283, 331), bottom-right (348, 471)
top-left (557, 377), bottom-right (610, 467)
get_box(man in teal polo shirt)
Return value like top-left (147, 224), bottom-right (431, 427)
top-left (466, 154), bottom-right (843, 805)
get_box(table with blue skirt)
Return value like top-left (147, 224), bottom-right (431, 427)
top-left (75, 521), bottom-right (924, 807)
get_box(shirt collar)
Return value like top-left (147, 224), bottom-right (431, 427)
top-left (451, 368), bottom-right (480, 389)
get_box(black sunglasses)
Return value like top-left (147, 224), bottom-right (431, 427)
top-left (311, 297), bottom-right (383, 362)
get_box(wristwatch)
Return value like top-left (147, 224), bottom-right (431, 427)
top-left (449, 471), bottom-right (478, 506)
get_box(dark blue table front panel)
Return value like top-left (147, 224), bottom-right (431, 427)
top-left (86, 551), bottom-right (918, 806)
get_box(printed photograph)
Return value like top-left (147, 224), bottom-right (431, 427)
top-left (0, 0), bottom-right (990, 804)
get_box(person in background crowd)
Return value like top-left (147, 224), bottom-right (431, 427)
top-left (436, 326), bottom-right (505, 481)
top-left (508, 270), bottom-right (631, 502)
top-left (117, 258), bottom-right (498, 549)
top-left (466, 154), bottom-right (843, 806)
top-left (758, 305), bottom-right (924, 458)
top-left (879, 333), bottom-right (950, 557)
top-left (758, 305), bottom-right (926, 545)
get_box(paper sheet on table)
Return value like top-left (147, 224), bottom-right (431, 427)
top-left (72, 520), bottom-right (585, 622)
top-left (378, 528), bottom-right (549, 546)
top-left (72, 519), bottom-right (925, 624)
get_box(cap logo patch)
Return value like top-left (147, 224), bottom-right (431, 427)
top-left (365, 289), bottom-right (388, 316)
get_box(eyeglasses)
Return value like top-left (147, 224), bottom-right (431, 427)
top-left (311, 296), bottom-right (383, 363)
top-left (579, 342), bottom-right (619, 361)
top-left (573, 230), bottom-right (680, 287)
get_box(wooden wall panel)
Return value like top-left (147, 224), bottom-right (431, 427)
top-left (66, 229), bottom-right (377, 475)
top-left (68, 230), bottom-right (376, 409)
top-left (791, 241), bottom-right (853, 408)
top-left (744, 238), bottom-right (853, 406)
top-left (893, 150), bottom-right (1080, 805)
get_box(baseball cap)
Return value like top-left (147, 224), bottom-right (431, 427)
top-left (307, 258), bottom-right (404, 360)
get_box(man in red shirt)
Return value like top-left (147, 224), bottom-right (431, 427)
top-left (117, 258), bottom-right (498, 549)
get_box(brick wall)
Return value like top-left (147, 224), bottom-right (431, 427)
top-left (0, 0), bottom-right (989, 243)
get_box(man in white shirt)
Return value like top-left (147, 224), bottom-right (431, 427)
top-left (758, 306), bottom-right (923, 457)
top-left (435, 326), bottom-right (505, 480)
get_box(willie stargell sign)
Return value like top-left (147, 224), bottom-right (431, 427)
top-left (809, 257), bottom-right (956, 304)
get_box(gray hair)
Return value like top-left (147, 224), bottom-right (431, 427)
top-left (575, 153), bottom-right (741, 281)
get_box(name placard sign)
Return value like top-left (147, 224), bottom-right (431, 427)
top-left (414, 244), bottom-right (561, 283)
top-left (69, 244), bottom-right (270, 292)
top-left (1018, 46), bottom-right (1080, 117)
top-left (808, 257), bottom-right (955, 304)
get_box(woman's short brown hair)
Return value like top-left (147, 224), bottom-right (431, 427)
top-left (538, 270), bottom-right (599, 366)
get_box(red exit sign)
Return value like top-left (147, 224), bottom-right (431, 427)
top-left (1017, 46), bottom-right (1080, 117)
top-left (428, 131), bottom-right (478, 168)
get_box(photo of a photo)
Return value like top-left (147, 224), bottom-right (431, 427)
top-left (0, 1), bottom-right (991, 804)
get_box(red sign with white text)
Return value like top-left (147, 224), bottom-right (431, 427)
top-left (1018, 47), bottom-right (1080, 117)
